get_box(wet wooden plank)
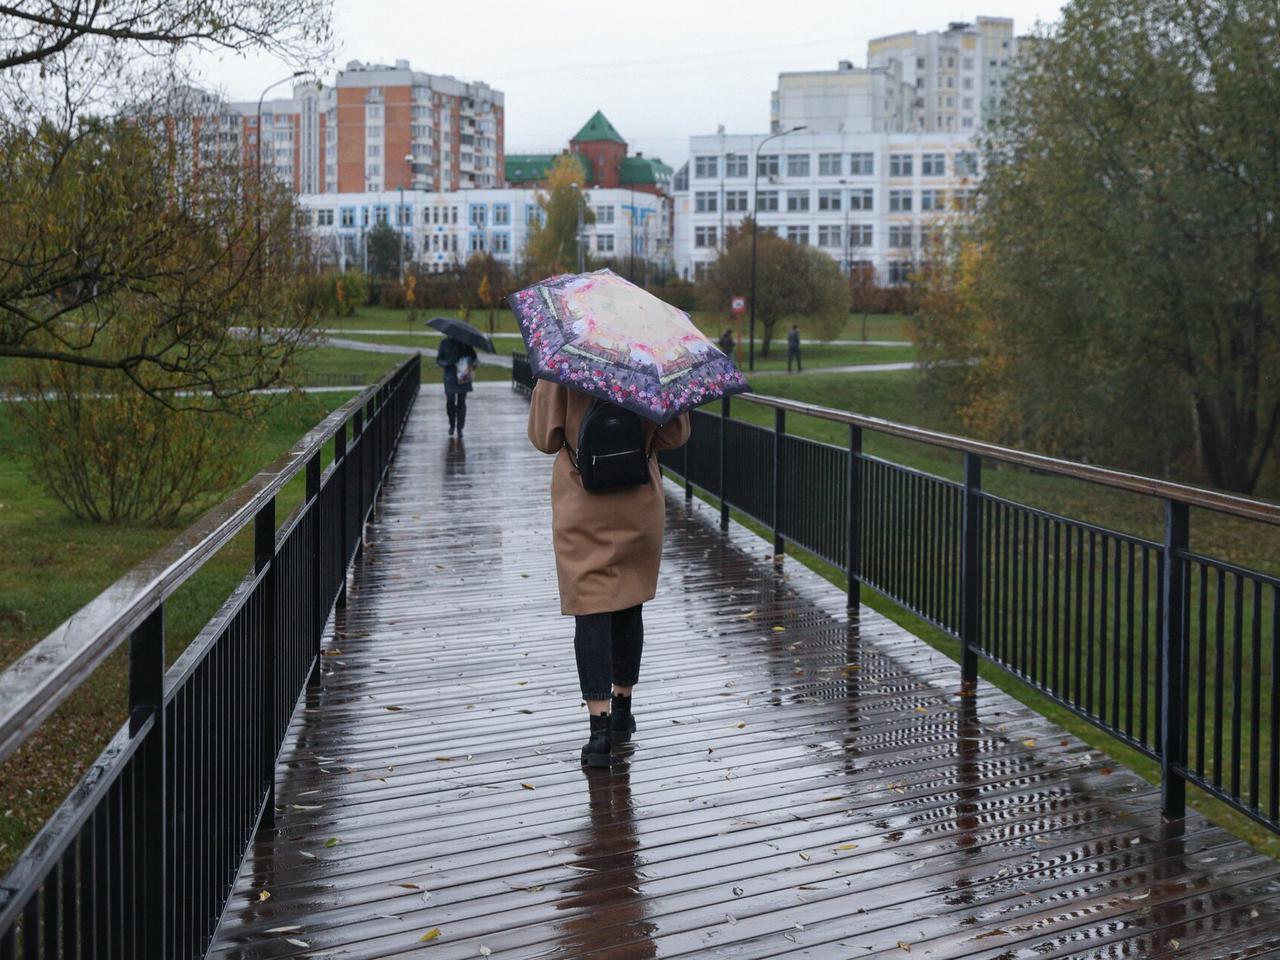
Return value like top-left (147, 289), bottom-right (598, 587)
top-left (208, 383), bottom-right (1280, 959)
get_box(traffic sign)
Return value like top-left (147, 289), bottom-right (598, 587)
top-left (730, 296), bottom-right (746, 315)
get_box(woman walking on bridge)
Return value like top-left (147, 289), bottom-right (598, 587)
top-left (510, 270), bottom-right (747, 768)
top-left (527, 379), bottom-right (691, 767)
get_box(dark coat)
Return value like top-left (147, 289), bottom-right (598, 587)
top-left (436, 337), bottom-right (478, 395)
top-left (787, 329), bottom-right (801, 352)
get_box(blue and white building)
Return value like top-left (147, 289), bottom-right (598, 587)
top-left (297, 187), bottom-right (670, 275)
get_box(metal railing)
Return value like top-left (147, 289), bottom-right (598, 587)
top-left (512, 351), bottom-right (533, 396)
top-left (645, 391), bottom-right (1280, 835)
top-left (0, 355), bottom-right (421, 958)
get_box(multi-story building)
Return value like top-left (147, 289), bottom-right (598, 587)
top-left (680, 15), bottom-right (1026, 283)
top-left (771, 16), bottom-right (1025, 135)
top-left (505, 111), bottom-right (675, 271)
top-left (674, 130), bottom-right (979, 284)
top-left (191, 60), bottom-right (505, 194)
top-left (297, 187), bottom-right (671, 278)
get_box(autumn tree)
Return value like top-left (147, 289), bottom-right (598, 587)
top-left (913, 0), bottom-right (1280, 493)
top-left (525, 154), bottom-right (593, 277)
top-left (466, 252), bottom-right (513, 333)
top-left (702, 220), bottom-right (848, 357)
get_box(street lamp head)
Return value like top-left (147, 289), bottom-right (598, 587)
top-left (789, 125), bottom-right (807, 132)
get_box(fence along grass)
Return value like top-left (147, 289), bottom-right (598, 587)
top-left (641, 388), bottom-right (1280, 839)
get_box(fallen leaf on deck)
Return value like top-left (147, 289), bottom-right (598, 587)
top-left (897, 942), bottom-right (912, 952)
top-left (257, 890), bottom-right (271, 902)
top-left (324, 838), bottom-right (340, 848)
top-left (736, 721), bottom-right (747, 729)
top-left (420, 928), bottom-right (441, 943)
top-left (266, 925), bottom-right (301, 933)
top-left (834, 843), bottom-right (859, 851)
top-left (285, 938), bottom-right (309, 948)
top-left (521, 782), bottom-right (535, 790)
top-left (1022, 738), bottom-right (1037, 748)
top-left (799, 852), bottom-right (811, 861)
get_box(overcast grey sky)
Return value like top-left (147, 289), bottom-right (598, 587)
top-left (198, 0), bottom-right (1066, 168)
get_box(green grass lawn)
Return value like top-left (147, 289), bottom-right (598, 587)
top-left (0, 389), bottom-right (364, 871)
top-left (681, 369), bottom-right (1280, 860)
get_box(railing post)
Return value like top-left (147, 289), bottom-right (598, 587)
top-left (719, 395), bottom-right (730, 532)
top-left (335, 422), bottom-right (348, 610)
top-left (772, 408), bottom-right (785, 558)
top-left (960, 453), bottom-right (982, 693)
top-left (353, 408), bottom-right (365, 563)
top-left (306, 452), bottom-right (322, 679)
top-left (128, 605), bottom-right (166, 960)
top-left (847, 424), bottom-right (862, 610)
top-left (1160, 499), bottom-right (1190, 820)
top-left (684, 430), bottom-right (692, 502)
top-left (254, 497), bottom-right (277, 830)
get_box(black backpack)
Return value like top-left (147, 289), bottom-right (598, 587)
top-left (569, 400), bottom-right (651, 492)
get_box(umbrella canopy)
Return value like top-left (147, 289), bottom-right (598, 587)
top-left (424, 316), bottom-right (496, 354)
top-left (508, 269), bottom-right (749, 424)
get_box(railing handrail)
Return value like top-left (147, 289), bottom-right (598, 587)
top-left (0, 362), bottom-right (416, 766)
top-left (738, 392), bottom-right (1280, 526)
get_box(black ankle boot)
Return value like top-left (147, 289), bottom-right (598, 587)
top-left (610, 693), bottom-right (636, 745)
top-left (581, 713), bottom-right (612, 768)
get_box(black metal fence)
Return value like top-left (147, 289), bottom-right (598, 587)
top-left (0, 356), bottom-right (421, 958)
top-left (512, 351), bottom-right (533, 396)
top-left (646, 392), bottom-right (1280, 836)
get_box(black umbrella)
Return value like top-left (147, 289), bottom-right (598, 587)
top-left (424, 316), bottom-right (496, 354)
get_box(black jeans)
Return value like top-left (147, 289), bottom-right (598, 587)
top-left (574, 605), bottom-right (643, 701)
top-left (787, 348), bottom-right (801, 371)
top-left (446, 392), bottom-right (467, 431)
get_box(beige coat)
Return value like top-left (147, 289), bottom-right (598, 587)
top-left (527, 378), bottom-right (692, 615)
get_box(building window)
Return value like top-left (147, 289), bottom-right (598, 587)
top-left (817, 189), bottom-right (842, 212)
top-left (725, 153), bottom-right (748, 177)
top-left (786, 190), bottom-right (810, 212)
top-left (367, 144), bottom-right (381, 157)
top-left (470, 233), bottom-right (486, 252)
top-left (317, 209), bottom-right (335, 226)
top-left (374, 205), bottom-right (389, 225)
top-left (850, 224), bottom-right (872, 247)
top-left (955, 151), bottom-right (979, 176)
top-left (725, 190), bottom-right (748, 212)
top-left (493, 232), bottom-right (510, 254)
top-left (889, 224), bottom-right (914, 248)
top-left (595, 204), bottom-right (615, 224)
top-left (596, 234), bottom-right (614, 253)
top-left (850, 189), bottom-right (874, 211)
top-left (757, 154), bottom-right (779, 177)
top-left (889, 189), bottom-right (913, 212)
top-left (818, 153), bottom-right (843, 176)
top-left (786, 153), bottom-right (810, 177)
top-left (920, 189), bottom-right (943, 211)
top-left (921, 153), bottom-right (946, 176)
top-left (470, 205), bottom-right (487, 226)
top-left (695, 191), bottom-right (718, 213)
top-left (817, 224), bottom-right (842, 247)
top-left (785, 225), bottom-right (810, 245)
top-left (694, 226), bottom-right (717, 247)
top-left (889, 153), bottom-right (913, 177)
top-left (493, 204), bottom-right (510, 225)
top-left (889, 260), bottom-right (912, 285)
top-left (756, 190), bottom-right (779, 212)
top-left (396, 204), bottom-right (411, 226)
top-left (953, 189), bottom-right (976, 211)
top-left (694, 155), bottom-right (718, 178)
top-left (849, 152), bottom-right (873, 175)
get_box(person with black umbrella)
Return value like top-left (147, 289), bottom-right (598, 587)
top-left (426, 316), bottom-right (495, 439)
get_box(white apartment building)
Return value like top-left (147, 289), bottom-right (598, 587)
top-left (772, 17), bottom-right (1026, 135)
top-left (297, 188), bottom-right (670, 276)
top-left (673, 130), bottom-right (978, 284)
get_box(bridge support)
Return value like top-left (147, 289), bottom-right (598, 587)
top-left (1160, 499), bottom-right (1189, 821)
top-left (960, 453), bottom-right (982, 694)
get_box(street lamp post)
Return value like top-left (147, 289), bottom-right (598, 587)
top-left (255, 71), bottom-right (306, 300)
top-left (398, 153), bottom-right (414, 279)
top-left (838, 177), bottom-right (851, 272)
top-left (749, 125), bottom-right (806, 371)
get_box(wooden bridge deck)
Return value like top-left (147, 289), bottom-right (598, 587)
top-left (209, 383), bottom-right (1280, 960)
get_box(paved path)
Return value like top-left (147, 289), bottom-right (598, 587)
top-left (325, 336), bottom-right (513, 370)
top-left (323, 329), bottom-right (912, 348)
top-left (207, 385), bottom-right (1280, 960)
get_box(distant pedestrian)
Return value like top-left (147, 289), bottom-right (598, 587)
top-left (787, 324), bottom-right (802, 372)
top-left (436, 335), bottom-right (478, 438)
top-left (718, 328), bottom-right (735, 358)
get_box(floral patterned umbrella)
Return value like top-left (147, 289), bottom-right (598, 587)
top-left (508, 269), bottom-right (749, 424)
